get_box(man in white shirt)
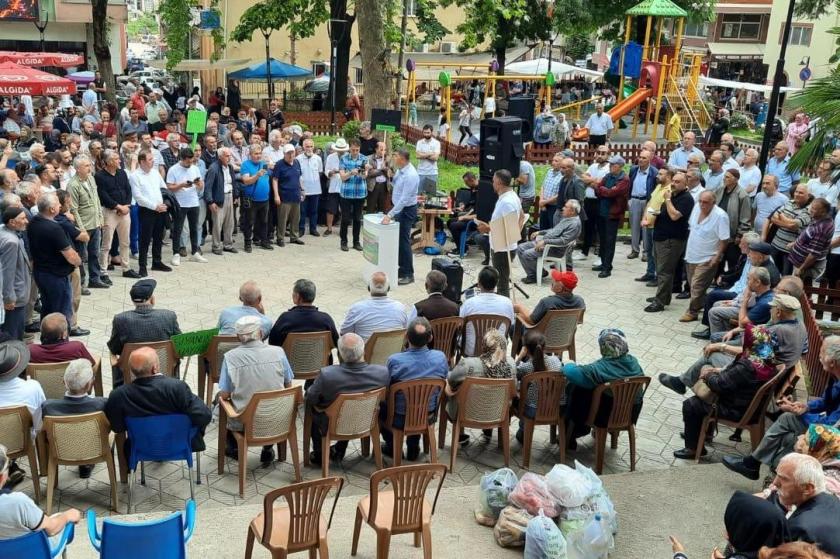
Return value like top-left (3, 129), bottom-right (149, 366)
top-left (296, 138), bottom-right (323, 237)
top-left (686, 169), bottom-right (704, 201)
top-left (477, 169), bottom-right (524, 298)
top-left (807, 160), bottom-right (834, 199)
top-left (702, 151), bottom-right (726, 192)
top-left (459, 266), bottom-right (515, 356)
top-left (681, 190), bottom-right (730, 322)
top-left (130, 150), bottom-right (171, 276)
top-left (263, 130), bottom-right (285, 171)
top-left (737, 148), bottom-right (762, 197)
top-left (667, 131), bottom-right (705, 169)
top-left (415, 125), bottom-right (441, 197)
top-left (579, 146), bottom-right (611, 260)
top-left (719, 142), bottom-right (739, 172)
top-left (340, 272), bottom-right (409, 341)
top-left (584, 103), bottom-right (613, 147)
top-left (165, 147), bottom-right (206, 266)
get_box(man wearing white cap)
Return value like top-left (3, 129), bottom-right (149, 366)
top-left (271, 144), bottom-right (305, 247)
top-left (218, 315), bottom-right (293, 465)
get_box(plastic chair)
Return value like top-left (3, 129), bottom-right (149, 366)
top-left (461, 314), bottom-right (511, 358)
top-left (429, 317), bottom-right (463, 366)
top-left (117, 340), bottom-right (179, 384)
top-left (0, 523), bottom-right (74, 559)
top-left (28, 357), bottom-right (104, 398)
top-left (458, 220), bottom-right (477, 257)
top-left (245, 477), bottom-right (343, 559)
top-left (218, 387), bottom-right (303, 497)
top-left (197, 334), bottom-right (240, 405)
top-left (512, 308), bottom-right (584, 361)
top-left (351, 464), bottom-right (447, 559)
top-left (87, 499), bottom-right (196, 559)
top-left (513, 371), bottom-right (568, 469)
top-left (0, 405), bottom-right (41, 501)
top-left (282, 331), bottom-right (334, 381)
top-left (364, 329), bottom-right (406, 366)
top-left (585, 376), bottom-right (651, 474)
top-left (124, 414), bottom-right (200, 513)
top-left (43, 412), bottom-right (119, 514)
top-left (385, 379), bottom-right (446, 466)
top-left (303, 387), bottom-right (387, 477)
top-left (536, 239), bottom-right (576, 287)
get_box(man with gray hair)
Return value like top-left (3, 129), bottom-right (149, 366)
top-left (304, 333), bottom-right (390, 465)
top-left (0, 205), bottom-right (30, 339)
top-left (67, 154), bottom-right (107, 288)
top-left (341, 272), bottom-right (409, 341)
top-left (41, 359), bottom-right (106, 478)
top-left (218, 281), bottom-right (273, 338)
top-left (381, 148), bottom-right (419, 285)
top-left (517, 199), bottom-right (582, 283)
top-left (218, 315), bottom-right (293, 465)
top-left (707, 266), bottom-right (774, 336)
top-left (204, 146), bottom-right (238, 255)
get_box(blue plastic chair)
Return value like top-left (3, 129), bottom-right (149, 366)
top-left (124, 414), bottom-right (200, 513)
top-left (458, 220), bottom-right (477, 257)
top-left (87, 499), bottom-right (196, 559)
top-left (0, 523), bottom-right (74, 558)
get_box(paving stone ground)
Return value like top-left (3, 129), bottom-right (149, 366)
top-left (17, 230), bottom-right (757, 515)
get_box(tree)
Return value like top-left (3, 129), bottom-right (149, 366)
top-left (356, 0), bottom-right (391, 117)
top-left (563, 32), bottom-right (592, 63)
top-left (90, 0), bottom-right (116, 103)
top-left (158, 0), bottom-right (224, 72)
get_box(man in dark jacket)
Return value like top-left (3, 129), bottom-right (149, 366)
top-left (304, 333), bottom-right (389, 465)
top-left (203, 147), bottom-right (239, 256)
top-left (268, 279), bottom-right (338, 348)
top-left (105, 346), bottom-right (211, 452)
top-left (592, 156), bottom-right (630, 278)
top-left (413, 270), bottom-right (459, 321)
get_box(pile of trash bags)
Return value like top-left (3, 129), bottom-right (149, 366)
top-left (474, 461), bottom-right (617, 559)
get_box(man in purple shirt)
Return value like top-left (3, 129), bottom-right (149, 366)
top-left (28, 313), bottom-right (95, 365)
top-left (788, 198), bottom-right (834, 281)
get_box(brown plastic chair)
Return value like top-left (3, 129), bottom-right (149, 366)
top-left (282, 331), bottom-right (334, 381)
top-left (585, 376), bottom-right (651, 474)
top-left (385, 379), bottom-right (446, 466)
top-left (303, 387), bottom-right (387, 477)
top-left (513, 371), bottom-right (568, 469)
top-left (694, 366), bottom-right (786, 463)
top-left (27, 357), bottom-right (104, 398)
top-left (351, 464), bottom-right (447, 559)
top-left (534, 309), bottom-right (584, 360)
top-left (461, 314), bottom-right (511, 358)
top-left (446, 377), bottom-right (515, 471)
top-left (245, 476), bottom-right (343, 559)
top-left (117, 340), bottom-right (179, 385)
top-left (197, 335), bottom-right (240, 404)
top-left (218, 386), bottom-right (303, 497)
top-left (429, 317), bottom-right (463, 365)
top-left (364, 329), bottom-right (407, 366)
top-left (43, 412), bottom-right (118, 514)
top-left (0, 405), bottom-right (40, 502)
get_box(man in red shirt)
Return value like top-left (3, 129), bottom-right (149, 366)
top-left (28, 313), bottom-right (95, 365)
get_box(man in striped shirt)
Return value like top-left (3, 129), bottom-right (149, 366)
top-left (788, 198), bottom-right (834, 280)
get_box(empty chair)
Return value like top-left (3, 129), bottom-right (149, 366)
top-left (513, 371), bottom-right (568, 469)
top-left (352, 464), bottom-right (447, 559)
top-left (28, 358), bottom-right (104, 398)
top-left (117, 341), bottom-right (178, 385)
top-left (197, 334), bottom-right (239, 405)
top-left (385, 379), bottom-right (446, 466)
top-left (245, 477), bottom-right (343, 559)
top-left (585, 376), bottom-right (651, 474)
top-left (87, 499), bottom-right (196, 559)
top-left (282, 331), bottom-right (334, 381)
top-left (428, 317), bottom-right (463, 365)
top-left (0, 405), bottom-right (41, 502)
top-left (364, 329), bottom-right (406, 366)
top-left (218, 387), bottom-right (303, 497)
top-left (0, 523), bottom-right (74, 559)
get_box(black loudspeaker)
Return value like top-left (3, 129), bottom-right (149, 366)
top-left (506, 95), bottom-right (535, 143)
top-left (475, 177), bottom-right (497, 223)
top-left (479, 116), bottom-right (524, 179)
top-left (431, 257), bottom-right (464, 304)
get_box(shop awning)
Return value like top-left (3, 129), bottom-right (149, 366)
top-left (0, 51), bottom-right (83, 68)
top-left (147, 58), bottom-right (252, 71)
top-left (0, 62), bottom-right (76, 96)
top-left (506, 58), bottom-right (604, 80)
top-left (698, 75), bottom-right (801, 94)
top-left (706, 42), bottom-right (766, 60)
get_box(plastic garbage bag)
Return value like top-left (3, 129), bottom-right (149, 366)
top-left (546, 464), bottom-right (591, 508)
top-left (574, 460), bottom-right (603, 496)
top-left (510, 473), bottom-right (560, 517)
top-left (524, 509), bottom-right (567, 559)
top-left (494, 506), bottom-right (532, 548)
top-left (571, 513), bottom-right (613, 559)
top-left (475, 468), bottom-right (518, 526)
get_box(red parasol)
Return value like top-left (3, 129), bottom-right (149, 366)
top-left (0, 51), bottom-right (84, 68)
top-left (0, 62), bottom-right (76, 96)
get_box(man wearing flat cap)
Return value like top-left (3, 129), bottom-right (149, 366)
top-left (106, 278), bottom-right (181, 387)
top-left (0, 341), bottom-right (44, 487)
top-left (516, 199), bottom-right (582, 284)
top-left (218, 315), bottom-right (293, 465)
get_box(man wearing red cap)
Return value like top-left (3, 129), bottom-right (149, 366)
top-left (514, 269), bottom-right (586, 328)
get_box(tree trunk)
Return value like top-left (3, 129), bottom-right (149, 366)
top-left (356, 0), bottom-right (390, 119)
top-left (90, 0), bottom-right (116, 103)
top-left (494, 43), bottom-right (506, 76)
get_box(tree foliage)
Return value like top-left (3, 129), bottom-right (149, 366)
top-left (158, 0), bottom-right (224, 72)
top-left (229, 0), bottom-right (327, 45)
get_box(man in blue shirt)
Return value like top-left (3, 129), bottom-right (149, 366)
top-left (217, 281), bottom-right (273, 338)
top-left (379, 317), bottom-right (448, 461)
top-left (382, 148), bottom-right (418, 285)
top-left (338, 139), bottom-right (368, 251)
top-left (708, 266), bottom-right (774, 337)
top-left (765, 141), bottom-right (801, 194)
top-left (271, 144), bottom-right (304, 247)
top-left (239, 144), bottom-right (273, 252)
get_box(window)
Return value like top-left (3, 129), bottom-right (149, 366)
top-left (354, 68), bottom-right (363, 83)
top-left (684, 21), bottom-right (709, 38)
top-left (312, 62), bottom-right (327, 76)
top-left (719, 14), bottom-right (762, 40)
top-left (405, 0), bottom-right (416, 16)
top-left (788, 24), bottom-right (812, 46)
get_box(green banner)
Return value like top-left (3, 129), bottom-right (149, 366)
top-left (171, 327), bottom-right (220, 357)
top-left (185, 110), bottom-right (207, 135)
top-left (375, 124), bottom-right (396, 132)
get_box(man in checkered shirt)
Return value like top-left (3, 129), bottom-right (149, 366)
top-left (338, 138), bottom-right (368, 252)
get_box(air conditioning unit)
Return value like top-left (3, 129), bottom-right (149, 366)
top-left (440, 42), bottom-right (455, 53)
top-left (420, 43), bottom-right (430, 53)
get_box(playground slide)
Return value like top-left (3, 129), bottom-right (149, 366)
top-left (572, 87), bottom-right (652, 141)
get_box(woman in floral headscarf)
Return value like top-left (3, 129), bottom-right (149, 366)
top-left (674, 323), bottom-right (781, 460)
top-left (796, 424), bottom-right (840, 497)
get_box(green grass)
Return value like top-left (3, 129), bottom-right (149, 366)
top-left (730, 127), bottom-right (763, 143)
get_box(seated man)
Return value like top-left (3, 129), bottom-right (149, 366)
top-left (41, 359), bottom-right (107, 478)
top-left (104, 347), bottom-right (211, 453)
top-left (412, 270), bottom-right (459, 321)
top-left (380, 318), bottom-right (448, 460)
top-left (707, 266), bottom-right (775, 337)
top-left (459, 266), bottom-right (514, 356)
top-left (514, 270), bottom-right (586, 327)
top-left (269, 279), bottom-right (338, 348)
top-left (0, 341), bottom-right (45, 488)
top-left (28, 312), bottom-right (96, 365)
top-left (218, 316), bottom-right (293, 465)
top-left (723, 335), bottom-right (840, 480)
top-left (340, 272), bottom-right (409, 341)
top-left (517, 199), bottom-right (582, 283)
top-left (0, 444), bottom-right (81, 539)
top-left (446, 171), bottom-right (478, 247)
top-left (304, 333), bottom-right (390, 465)
top-left (106, 279), bottom-right (181, 387)
top-left (217, 281), bottom-right (273, 339)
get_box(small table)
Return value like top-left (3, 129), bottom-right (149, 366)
top-left (412, 207), bottom-right (452, 250)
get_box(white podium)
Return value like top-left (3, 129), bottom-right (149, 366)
top-left (362, 214), bottom-right (399, 284)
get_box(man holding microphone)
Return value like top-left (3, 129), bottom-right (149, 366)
top-left (381, 148), bottom-right (418, 286)
top-left (476, 169), bottom-right (525, 298)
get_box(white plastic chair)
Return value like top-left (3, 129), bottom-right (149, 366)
top-left (536, 239), bottom-right (576, 286)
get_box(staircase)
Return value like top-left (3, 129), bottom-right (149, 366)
top-left (663, 73), bottom-right (710, 139)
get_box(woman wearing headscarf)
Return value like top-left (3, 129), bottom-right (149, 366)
top-left (446, 329), bottom-right (517, 446)
top-left (563, 328), bottom-right (645, 446)
top-left (795, 424), bottom-right (840, 498)
top-left (674, 323), bottom-right (780, 459)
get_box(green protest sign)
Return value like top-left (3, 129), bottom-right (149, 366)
top-left (171, 327), bottom-right (220, 357)
top-left (185, 110), bottom-right (207, 135)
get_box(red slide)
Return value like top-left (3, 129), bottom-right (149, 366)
top-left (572, 87), bottom-right (652, 141)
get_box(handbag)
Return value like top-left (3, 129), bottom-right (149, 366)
top-left (692, 366), bottom-right (719, 404)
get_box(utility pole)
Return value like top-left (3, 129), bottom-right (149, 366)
top-left (395, 0), bottom-right (410, 110)
top-left (758, 0), bottom-right (795, 173)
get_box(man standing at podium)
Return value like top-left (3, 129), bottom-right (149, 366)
top-left (382, 149), bottom-right (418, 285)
top-left (477, 169), bottom-right (524, 297)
